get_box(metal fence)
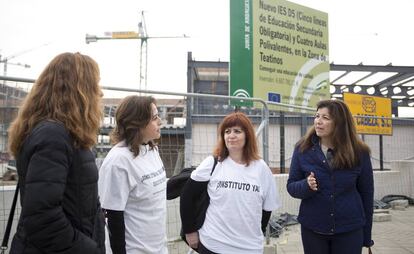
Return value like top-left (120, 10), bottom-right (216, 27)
top-left (0, 77), bottom-right (414, 253)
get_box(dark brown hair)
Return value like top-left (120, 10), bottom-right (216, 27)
top-left (110, 95), bottom-right (157, 157)
top-left (8, 52), bottom-right (103, 155)
top-left (213, 112), bottom-right (260, 166)
top-left (298, 99), bottom-right (370, 169)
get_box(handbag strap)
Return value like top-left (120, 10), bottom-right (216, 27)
top-left (368, 247), bottom-right (372, 254)
top-left (1, 182), bottom-right (19, 251)
top-left (210, 156), bottom-right (218, 176)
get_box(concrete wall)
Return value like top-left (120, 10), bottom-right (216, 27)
top-left (271, 161), bottom-right (414, 214)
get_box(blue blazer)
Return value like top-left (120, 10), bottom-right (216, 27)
top-left (287, 135), bottom-right (374, 247)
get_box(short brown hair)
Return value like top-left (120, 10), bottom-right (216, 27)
top-left (213, 112), bottom-right (260, 166)
top-left (110, 95), bottom-right (157, 157)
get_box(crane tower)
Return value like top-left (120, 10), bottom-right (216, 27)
top-left (86, 11), bottom-right (188, 90)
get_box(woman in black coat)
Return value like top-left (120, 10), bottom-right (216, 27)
top-left (7, 52), bottom-right (105, 254)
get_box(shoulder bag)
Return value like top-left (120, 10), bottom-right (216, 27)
top-left (179, 157), bottom-right (218, 242)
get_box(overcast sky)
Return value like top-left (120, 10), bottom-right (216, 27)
top-left (1, 0), bottom-right (413, 115)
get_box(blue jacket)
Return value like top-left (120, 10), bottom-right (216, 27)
top-left (287, 135), bottom-right (374, 247)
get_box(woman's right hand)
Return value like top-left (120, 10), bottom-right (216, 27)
top-left (185, 231), bottom-right (199, 249)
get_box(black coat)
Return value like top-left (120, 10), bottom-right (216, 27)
top-left (10, 121), bottom-right (105, 254)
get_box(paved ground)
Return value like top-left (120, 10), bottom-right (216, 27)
top-left (271, 206), bottom-right (414, 254)
top-left (169, 206), bottom-right (414, 253)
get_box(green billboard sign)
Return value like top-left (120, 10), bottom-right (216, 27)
top-left (230, 0), bottom-right (330, 110)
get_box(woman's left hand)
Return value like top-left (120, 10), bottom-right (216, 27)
top-left (185, 231), bottom-right (199, 249)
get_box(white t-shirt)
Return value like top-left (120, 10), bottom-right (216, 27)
top-left (98, 141), bottom-right (168, 254)
top-left (191, 156), bottom-right (280, 254)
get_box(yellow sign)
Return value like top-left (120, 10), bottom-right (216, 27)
top-left (111, 31), bottom-right (139, 39)
top-left (343, 93), bottom-right (392, 135)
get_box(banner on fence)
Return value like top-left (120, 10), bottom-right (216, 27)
top-left (343, 92), bottom-right (392, 135)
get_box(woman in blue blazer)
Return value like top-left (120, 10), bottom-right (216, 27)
top-left (287, 99), bottom-right (374, 254)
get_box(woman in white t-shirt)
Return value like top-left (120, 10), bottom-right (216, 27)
top-left (98, 95), bottom-right (168, 254)
top-left (181, 112), bottom-right (281, 254)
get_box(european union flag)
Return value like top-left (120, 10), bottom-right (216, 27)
top-left (268, 92), bottom-right (280, 102)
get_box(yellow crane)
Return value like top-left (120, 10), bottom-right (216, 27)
top-left (86, 11), bottom-right (188, 90)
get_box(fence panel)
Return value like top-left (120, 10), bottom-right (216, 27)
top-left (0, 77), bottom-right (413, 253)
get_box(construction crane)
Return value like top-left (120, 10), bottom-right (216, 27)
top-left (0, 43), bottom-right (49, 83)
top-left (86, 11), bottom-right (188, 90)
top-left (0, 51), bottom-right (31, 82)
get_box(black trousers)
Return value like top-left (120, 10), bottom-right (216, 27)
top-left (301, 225), bottom-right (363, 254)
top-left (198, 241), bottom-right (219, 254)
